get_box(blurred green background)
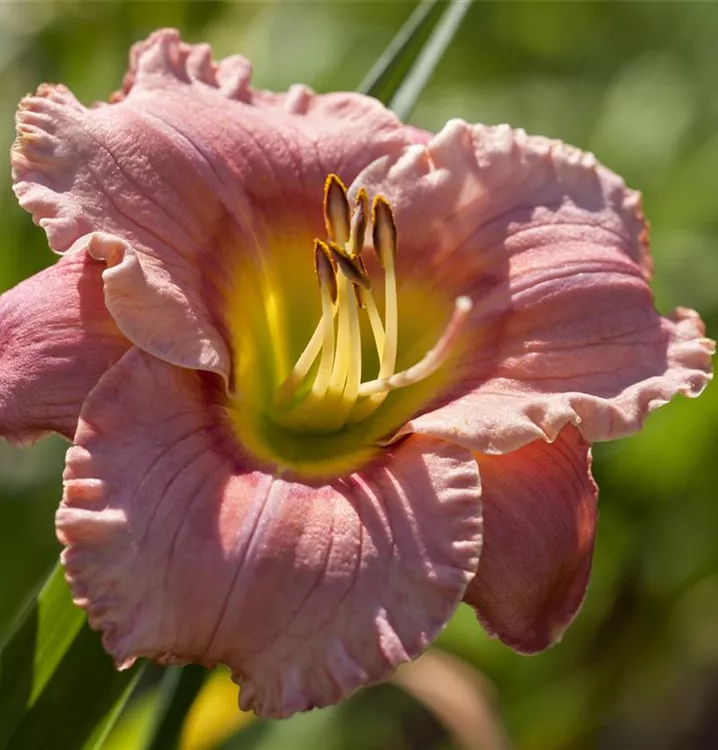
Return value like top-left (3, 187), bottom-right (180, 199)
top-left (1, 2), bottom-right (717, 749)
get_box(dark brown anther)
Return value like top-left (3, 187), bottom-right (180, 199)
top-left (349, 189), bottom-right (369, 258)
top-left (371, 195), bottom-right (397, 269)
top-left (314, 239), bottom-right (338, 304)
top-left (328, 242), bottom-right (372, 290)
top-left (323, 174), bottom-right (351, 246)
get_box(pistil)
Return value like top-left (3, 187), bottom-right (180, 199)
top-left (358, 296), bottom-right (472, 396)
top-left (346, 189), bottom-right (386, 361)
top-left (363, 293), bottom-right (386, 359)
top-left (373, 196), bottom-right (398, 383)
top-left (274, 174), bottom-right (470, 434)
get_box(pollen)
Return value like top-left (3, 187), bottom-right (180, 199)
top-left (273, 174), bottom-right (472, 433)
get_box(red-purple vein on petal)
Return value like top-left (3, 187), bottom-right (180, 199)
top-left (3, 26), bottom-right (712, 720)
top-left (57, 348), bottom-right (483, 718)
top-left (11, 28), bottom-right (417, 381)
top-left (351, 120), bottom-right (714, 454)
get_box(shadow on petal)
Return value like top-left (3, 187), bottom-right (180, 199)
top-left (464, 425), bottom-right (597, 653)
top-left (0, 252), bottom-right (129, 443)
top-left (56, 348), bottom-right (483, 718)
top-left (352, 121), bottom-right (712, 452)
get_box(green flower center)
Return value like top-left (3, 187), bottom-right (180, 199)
top-left (226, 175), bottom-right (470, 478)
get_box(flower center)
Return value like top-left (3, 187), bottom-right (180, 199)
top-left (271, 174), bottom-right (472, 435)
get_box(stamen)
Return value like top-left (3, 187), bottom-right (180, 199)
top-left (371, 196), bottom-right (397, 269)
top-left (326, 273), bottom-right (352, 398)
top-left (312, 242), bottom-right (339, 396)
top-left (274, 241), bottom-right (337, 408)
top-left (328, 243), bottom-right (371, 290)
top-left (272, 179), bottom-right (464, 435)
top-left (342, 279), bottom-right (363, 407)
top-left (307, 245), bottom-right (365, 430)
top-left (345, 288), bottom-right (386, 425)
top-left (273, 280), bottom-right (339, 428)
top-left (372, 196), bottom-right (398, 381)
top-left (348, 189), bottom-right (368, 256)
top-left (363, 292), bottom-right (386, 357)
top-left (324, 174), bottom-right (350, 247)
top-left (358, 296), bottom-right (473, 397)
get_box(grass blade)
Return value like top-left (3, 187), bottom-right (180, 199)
top-left (0, 564), bottom-right (143, 750)
top-left (141, 665), bottom-right (207, 750)
top-left (357, 0), bottom-right (443, 104)
top-left (389, 0), bottom-right (474, 122)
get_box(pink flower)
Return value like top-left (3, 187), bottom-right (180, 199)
top-left (2, 29), bottom-right (713, 717)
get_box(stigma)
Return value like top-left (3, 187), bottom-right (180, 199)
top-left (274, 174), bottom-right (472, 433)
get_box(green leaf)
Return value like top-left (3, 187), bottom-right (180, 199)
top-left (219, 708), bottom-right (341, 750)
top-left (141, 665), bottom-right (207, 750)
top-left (218, 683), bottom-right (426, 750)
top-left (357, 0), bottom-right (444, 104)
top-left (0, 564), bottom-right (143, 750)
top-left (0, 438), bottom-right (67, 638)
top-left (389, 0), bottom-right (474, 122)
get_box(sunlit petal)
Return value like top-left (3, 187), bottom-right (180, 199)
top-left (57, 348), bottom-right (482, 718)
top-left (12, 29), bottom-right (415, 378)
top-left (353, 121), bottom-right (713, 452)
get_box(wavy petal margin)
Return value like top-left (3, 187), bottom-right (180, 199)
top-left (57, 348), bottom-right (482, 717)
top-left (353, 121), bottom-right (714, 453)
top-left (12, 28), bottom-right (415, 378)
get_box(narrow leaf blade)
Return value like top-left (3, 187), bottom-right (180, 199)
top-left (389, 0), bottom-right (474, 122)
top-left (141, 665), bottom-right (207, 750)
top-left (357, 0), bottom-right (443, 104)
top-left (0, 564), bottom-right (142, 750)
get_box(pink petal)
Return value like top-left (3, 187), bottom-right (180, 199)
top-left (0, 252), bottom-right (129, 443)
top-left (353, 121), bottom-right (714, 452)
top-left (57, 348), bottom-right (482, 718)
top-left (12, 29), bottom-right (414, 378)
top-left (403, 125), bottom-right (433, 145)
top-left (465, 426), bottom-right (597, 653)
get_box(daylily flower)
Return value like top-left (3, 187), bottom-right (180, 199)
top-left (1, 29), bottom-right (713, 718)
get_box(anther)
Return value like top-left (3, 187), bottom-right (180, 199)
top-left (324, 174), bottom-right (351, 247)
top-left (349, 189), bottom-right (368, 257)
top-left (275, 178), bottom-right (463, 434)
top-left (329, 242), bottom-right (371, 290)
top-left (314, 239), bottom-right (338, 304)
top-left (372, 196), bottom-right (397, 269)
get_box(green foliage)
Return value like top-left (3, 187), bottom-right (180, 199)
top-left (388, 0), bottom-right (474, 121)
top-left (0, 566), bottom-right (142, 750)
top-left (357, 0), bottom-right (443, 105)
top-left (0, 2), bottom-right (717, 749)
top-left (141, 666), bottom-right (207, 750)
